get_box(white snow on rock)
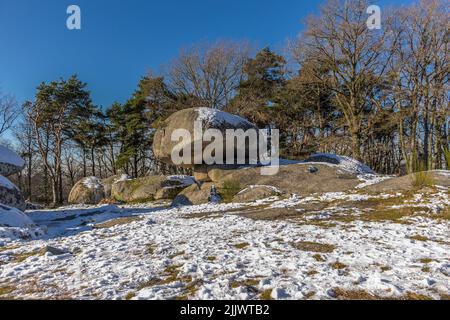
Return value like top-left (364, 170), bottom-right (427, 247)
top-left (0, 204), bottom-right (34, 228)
top-left (0, 145), bottom-right (25, 168)
top-left (307, 153), bottom-right (375, 175)
top-left (195, 107), bottom-right (254, 127)
top-left (0, 204), bottom-right (45, 242)
top-left (0, 175), bottom-right (19, 190)
top-left (114, 174), bottom-right (132, 183)
top-left (82, 176), bottom-right (103, 189)
top-left (166, 175), bottom-right (196, 187)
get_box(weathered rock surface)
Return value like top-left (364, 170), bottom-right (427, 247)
top-left (233, 185), bottom-right (282, 203)
top-left (0, 145), bottom-right (25, 177)
top-left (102, 174), bottom-right (131, 198)
top-left (68, 177), bottom-right (105, 205)
top-left (0, 175), bottom-right (25, 210)
top-left (305, 153), bottom-right (375, 174)
top-left (173, 182), bottom-right (215, 206)
top-left (364, 170), bottom-right (450, 193)
top-left (112, 175), bottom-right (195, 203)
top-left (172, 162), bottom-right (367, 206)
top-left (153, 107), bottom-right (257, 169)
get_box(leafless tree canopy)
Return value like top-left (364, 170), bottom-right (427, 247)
top-left (0, 91), bottom-right (19, 137)
top-left (167, 40), bottom-right (251, 110)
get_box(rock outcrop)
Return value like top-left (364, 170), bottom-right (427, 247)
top-left (172, 161), bottom-right (368, 206)
top-left (68, 177), bottom-right (105, 205)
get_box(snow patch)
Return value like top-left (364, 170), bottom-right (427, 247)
top-left (166, 175), bottom-right (196, 187)
top-left (0, 175), bottom-right (18, 190)
top-left (0, 145), bottom-right (25, 167)
top-left (308, 153), bottom-right (375, 175)
top-left (0, 204), bottom-right (34, 228)
top-left (82, 176), bottom-right (103, 189)
top-left (195, 107), bottom-right (254, 127)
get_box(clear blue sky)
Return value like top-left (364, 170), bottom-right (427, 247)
top-left (0, 0), bottom-right (413, 109)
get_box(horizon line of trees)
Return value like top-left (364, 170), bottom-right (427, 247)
top-left (0, 0), bottom-right (448, 205)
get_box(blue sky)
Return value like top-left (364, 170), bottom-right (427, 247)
top-left (0, 0), bottom-right (413, 109)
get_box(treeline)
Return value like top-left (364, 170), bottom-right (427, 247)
top-left (1, 0), bottom-right (448, 205)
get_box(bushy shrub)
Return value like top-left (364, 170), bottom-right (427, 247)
top-left (219, 179), bottom-right (241, 203)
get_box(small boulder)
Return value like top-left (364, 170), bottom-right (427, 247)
top-left (0, 145), bottom-right (25, 177)
top-left (233, 185), bottom-right (282, 203)
top-left (68, 177), bottom-right (105, 205)
top-left (172, 182), bottom-right (214, 206)
top-left (44, 246), bottom-right (68, 256)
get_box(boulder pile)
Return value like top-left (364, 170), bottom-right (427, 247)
top-left (153, 107), bottom-right (258, 182)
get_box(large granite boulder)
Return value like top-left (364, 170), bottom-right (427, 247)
top-left (153, 108), bottom-right (258, 180)
top-left (0, 175), bottom-right (26, 210)
top-left (0, 145), bottom-right (25, 177)
top-left (68, 177), bottom-right (105, 205)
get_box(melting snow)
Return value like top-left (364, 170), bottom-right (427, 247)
top-left (0, 187), bottom-right (448, 300)
top-left (195, 108), bottom-right (254, 127)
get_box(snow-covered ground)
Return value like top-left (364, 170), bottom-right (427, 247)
top-left (0, 181), bottom-right (449, 300)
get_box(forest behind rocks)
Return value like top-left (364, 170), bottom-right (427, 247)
top-left (0, 0), bottom-right (448, 205)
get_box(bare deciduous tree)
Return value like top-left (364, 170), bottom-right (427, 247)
top-left (168, 40), bottom-right (251, 109)
top-left (291, 0), bottom-right (399, 161)
top-left (0, 91), bottom-right (19, 137)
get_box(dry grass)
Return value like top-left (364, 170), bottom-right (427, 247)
top-left (93, 216), bottom-right (143, 229)
top-left (206, 256), bottom-right (216, 262)
top-left (409, 235), bottom-right (429, 242)
top-left (11, 249), bottom-right (45, 263)
top-left (329, 261), bottom-right (347, 270)
top-left (292, 241), bottom-right (336, 253)
top-left (146, 243), bottom-right (156, 255)
top-left (0, 284), bottom-right (15, 297)
top-left (234, 242), bottom-right (250, 249)
top-left (312, 254), bottom-right (326, 262)
top-left (418, 258), bottom-right (434, 264)
top-left (230, 278), bottom-right (260, 289)
top-left (259, 289), bottom-right (273, 300)
top-left (411, 171), bottom-right (435, 189)
top-left (330, 288), bottom-right (434, 300)
top-left (125, 292), bottom-right (135, 300)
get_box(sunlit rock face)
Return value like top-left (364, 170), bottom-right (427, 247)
top-left (153, 107), bottom-right (257, 169)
